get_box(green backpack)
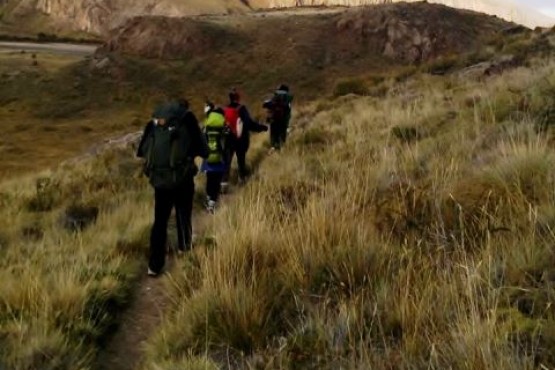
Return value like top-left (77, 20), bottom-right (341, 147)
top-left (205, 111), bottom-right (226, 164)
top-left (142, 120), bottom-right (194, 189)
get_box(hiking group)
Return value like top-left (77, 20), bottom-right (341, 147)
top-left (137, 86), bottom-right (293, 277)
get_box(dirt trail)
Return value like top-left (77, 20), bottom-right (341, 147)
top-left (97, 267), bottom-right (172, 370)
top-left (96, 196), bottom-right (232, 370)
top-left (0, 41), bottom-right (97, 55)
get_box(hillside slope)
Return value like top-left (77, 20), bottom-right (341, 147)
top-left (251, 0), bottom-right (555, 28)
top-left (0, 0), bottom-right (553, 37)
top-left (104, 3), bottom-right (510, 62)
top-left (0, 10), bottom-right (553, 370)
top-left (143, 28), bottom-right (555, 369)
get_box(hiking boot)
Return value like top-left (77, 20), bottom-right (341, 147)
top-left (206, 200), bottom-right (217, 215)
top-left (203, 196), bottom-right (210, 209)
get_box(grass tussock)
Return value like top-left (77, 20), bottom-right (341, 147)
top-left (143, 57), bottom-right (555, 369)
top-left (0, 146), bottom-right (154, 369)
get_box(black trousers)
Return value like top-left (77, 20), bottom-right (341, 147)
top-left (206, 171), bottom-right (224, 202)
top-left (222, 136), bottom-right (248, 182)
top-left (149, 178), bottom-right (194, 273)
top-left (270, 121), bottom-right (287, 150)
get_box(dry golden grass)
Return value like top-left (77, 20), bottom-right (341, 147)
top-left (0, 119), bottom-right (268, 369)
top-left (0, 51), bottom-right (151, 177)
top-left (1, 25), bottom-right (554, 370)
top-left (141, 59), bottom-right (555, 369)
top-left (0, 145), bottom-right (154, 368)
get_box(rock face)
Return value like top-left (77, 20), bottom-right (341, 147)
top-left (2, 0), bottom-right (249, 34)
top-left (35, 0), bottom-right (112, 32)
top-left (333, 3), bottom-right (506, 63)
top-left (1, 0), bottom-right (553, 35)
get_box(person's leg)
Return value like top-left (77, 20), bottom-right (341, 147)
top-left (222, 137), bottom-right (236, 187)
top-left (213, 171), bottom-right (223, 201)
top-left (149, 188), bottom-right (173, 274)
top-left (205, 171), bottom-right (212, 201)
top-left (175, 205), bottom-right (185, 251)
top-left (270, 123), bottom-right (279, 149)
top-left (272, 121), bottom-right (287, 150)
top-left (175, 177), bottom-right (195, 251)
top-left (205, 171), bottom-right (221, 213)
top-left (282, 117), bottom-right (290, 144)
top-left (236, 148), bottom-right (248, 180)
top-left (206, 171), bottom-right (220, 202)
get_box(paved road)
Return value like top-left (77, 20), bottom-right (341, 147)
top-left (0, 41), bottom-right (98, 56)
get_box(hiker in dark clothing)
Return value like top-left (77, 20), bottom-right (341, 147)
top-left (138, 99), bottom-right (208, 277)
top-left (264, 84), bottom-right (293, 151)
top-left (222, 89), bottom-right (268, 189)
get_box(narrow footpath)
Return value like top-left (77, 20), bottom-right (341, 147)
top-left (96, 212), bottom-right (214, 370)
top-left (95, 191), bottom-right (237, 370)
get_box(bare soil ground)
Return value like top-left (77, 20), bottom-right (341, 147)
top-left (96, 263), bottom-right (171, 370)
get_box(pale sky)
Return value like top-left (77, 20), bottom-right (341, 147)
top-left (513, 0), bottom-right (555, 18)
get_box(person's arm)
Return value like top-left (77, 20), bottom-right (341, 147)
top-left (239, 105), bottom-right (268, 133)
top-left (136, 120), bottom-right (155, 158)
top-left (185, 111), bottom-right (209, 159)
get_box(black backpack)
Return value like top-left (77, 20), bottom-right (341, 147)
top-left (269, 92), bottom-right (289, 124)
top-left (141, 110), bottom-right (195, 189)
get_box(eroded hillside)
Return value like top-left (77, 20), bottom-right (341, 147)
top-left (104, 3), bottom-right (510, 63)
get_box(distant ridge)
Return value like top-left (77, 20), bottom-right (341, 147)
top-left (251, 0), bottom-right (555, 28)
top-left (0, 0), bottom-right (553, 36)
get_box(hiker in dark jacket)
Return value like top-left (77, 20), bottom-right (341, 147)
top-left (264, 84), bottom-right (293, 151)
top-left (138, 99), bottom-right (208, 277)
top-left (222, 89), bottom-right (268, 189)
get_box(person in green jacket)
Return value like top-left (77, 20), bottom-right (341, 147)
top-left (200, 101), bottom-right (228, 214)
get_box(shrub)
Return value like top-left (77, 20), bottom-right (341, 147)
top-left (423, 55), bottom-right (459, 75)
top-left (27, 177), bottom-right (61, 212)
top-left (62, 203), bottom-right (99, 232)
top-left (391, 125), bottom-right (422, 143)
top-left (333, 78), bottom-right (368, 97)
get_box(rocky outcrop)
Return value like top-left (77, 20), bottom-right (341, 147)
top-left (333, 3), bottom-right (505, 63)
top-left (3, 0), bottom-right (249, 34)
top-left (457, 55), bottom-right (522, 79)
top-left (35, 0), bottom-right (113, 33)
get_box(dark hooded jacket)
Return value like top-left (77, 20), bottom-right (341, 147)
top-left (226, 102), bottom-right (268, 151)
top-left (137, 102), bottom-right (208, 160)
